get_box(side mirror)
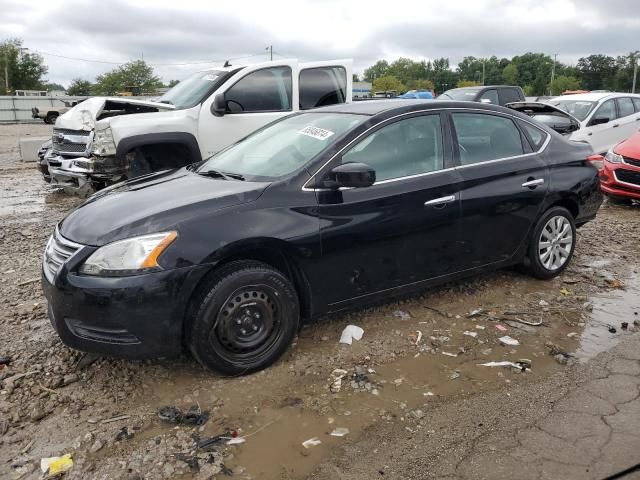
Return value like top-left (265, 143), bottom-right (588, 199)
top-left (568, 121), bottom-right (580, 133)
top-left (211, 93), bottom-right (226, 117)
top-left (327, 162), bottom-right (376, 189)
top-left (590, 116), bottom-right (609, 126)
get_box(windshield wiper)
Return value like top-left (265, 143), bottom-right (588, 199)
top-left (197, 169), bottom-right (245, 181)
top-left (159, 100), bottom-right (173, 105)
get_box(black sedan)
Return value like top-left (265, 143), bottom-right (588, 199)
top-left (42, 100), bottom-right (603, 375)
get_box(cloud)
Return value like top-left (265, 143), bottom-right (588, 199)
top-left (0, 0), bottom-right (637, 86)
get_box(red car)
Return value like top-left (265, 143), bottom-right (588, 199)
top-left (599, 131), bottom-right (640, 204)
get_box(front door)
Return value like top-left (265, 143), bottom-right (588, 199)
top-left (309, 112), bottom-right (463, 307)
top-left (583, 99), bottom-right (619, 154)
top-left (451, 111), bottom-right (549, 268)
top-left (198, 63), bottom-right (297, 158)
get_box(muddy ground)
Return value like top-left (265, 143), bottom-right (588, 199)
top-left (1, 123), bottom-right (639, 479)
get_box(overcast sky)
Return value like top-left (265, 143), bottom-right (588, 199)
top-left (2, 0), bottom-right (638, 87)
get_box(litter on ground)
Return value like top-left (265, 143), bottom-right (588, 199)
top-left (339, 325), bottom-right (364, 345)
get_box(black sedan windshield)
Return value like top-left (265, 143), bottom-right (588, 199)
top-left (198, 113), bottom-right (366, 180)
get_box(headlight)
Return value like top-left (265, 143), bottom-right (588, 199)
top-left (79, 231), bottom-right (177, 276)
top-left (605, 150), bottom-right (623, 164)
top-left (92, 126), bottom-right (117, 156)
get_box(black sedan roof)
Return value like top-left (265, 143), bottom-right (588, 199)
top-left (313, 99), bottom-right (514, 117)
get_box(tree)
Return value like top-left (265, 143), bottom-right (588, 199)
top-left (372, 75), bottom-right (405, 93)
top-left (510, 53), bottom-right (553, 95)
top-left (502, 63), bottom-right (519, 85)
top-left (45, 82), bottom-right (65, 92)
top-left (407, 78), bottom-right (435, 90)
top-left (549, 75), bottom-right (581, 95)
top-left (0, 38), bottom-right (48, 93)
top-left (431, 57), bottom-right (458, 93)
top-left (352, 73), bottom-right (360, 82)
top-left (363, 60), bottom-right (389, 83)
top-left (166, 79), bottom-right (180, 88)
top-left (457, 80), bottom-right (481, 88)
top-left (67, 78), bottom-right (93, 96)
top-left (576, 54), bottom-right (617, 90)
top-left (93, 60), bottom-right (161, 95)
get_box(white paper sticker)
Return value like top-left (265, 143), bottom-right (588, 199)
top-left (202, 74), bottom-right (219, 82)
top-left (298, 126), bottom-right (335, 140)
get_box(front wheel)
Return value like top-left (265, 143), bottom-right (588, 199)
top-left (522, 206), bottom-right (576, 280)
top-left (45, 113), bottom-right (58, 124)
top-left (188, 261), bottom-right (300, 375)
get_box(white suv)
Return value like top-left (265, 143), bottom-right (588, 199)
top-left (508, 92), bottom-right (640, 154)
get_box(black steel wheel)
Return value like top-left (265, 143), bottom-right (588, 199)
top-left (188, 260), bottom-right (299, 375)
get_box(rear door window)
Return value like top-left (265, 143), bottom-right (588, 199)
top-left (300, 66), bottom-right (347, 109)
top-left (479, 89), bottom-right (498, 105)
top-left (499, 88), bottom-right (522, 105)
top-left (633, 98), bottom-right (640, 112)
top-left (452, 113), bottom-right (525, 165)
top-left (592, 99), bottom-right (617, 123)
top-left (224, 66), bottom-right (292, 113)
top-left (616, 97), bottom-right (635, 118)
top-left (341, 114), bottom-right (444, 182)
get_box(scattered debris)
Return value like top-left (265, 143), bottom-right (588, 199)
top-left (41, 454), bottom-right (73, 477)
top-left (606, 279), bottom-right (624, 289)
top-left (467, 308), bottom-right (485, 318)
top-left (621, 322), bottom-right (629, 330)
top-left (100, 414), bottom-right (131, 425)
top-left (414, 330), bottom-right (422, 345)
top-left (495, 324), bottom-right (508, 332)
top-left (475, 325), bottom-right (486, 330)
top-left (157, 406), bottom-right (209, 426)
top-left (409, 409), bottom-right (425, 420)
top-left (115, 427), bottom-right (134, 442)
top-left (302, 437), bottom-right (322, 448)
top-left (498, 336), bottom-right (520, 347)
top-left (463, 330), bottom-right (478, 338)
top-left (442, 351), bottom-right (458, 357)
top-left (227, 437), bottom-right (246, 445)
top-left (559, 288), bottom-right (573, 296)
top-left (329, 369), bottom-right (349, 393)
top-left (17, 277), bottom-right (40, 287)
top-left (330, 427), bottom-right (350, 437)
top-left (608, 326), bottom-right (617, 334)
top-left (539, 300), bottom-right (549, 307)
top-left (567, 332), bottom-right (578, 338)
top-left (424, 305), bottom-right (447, 317)
top-left (0, 356), bottom-right (11, 366)
top-left (392, 310), bottom-right (411, 321)
top-left (449, 371), bottom-right (461, 380)
top-left (479, 360), bottom-right (530, 371)
top-left (339, 325), bottom-right (364, 345)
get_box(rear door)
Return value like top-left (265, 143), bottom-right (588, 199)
top-left (451, 111), bottom-right (549, 269)
top-left (299, 59), bottom-right (353, 108)
top-left (311, 112), bottom-right (463, 307)
top-left (615, 97), bottom-right (640, 141)
top-left (198, 61), bottom-right (298, 157)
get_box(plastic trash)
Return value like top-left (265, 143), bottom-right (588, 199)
top-left (330, 427), bottom-right (350, 437)
top-left (495, 324), bottom-right (507, 332)
top-left (479, 361), bottom-right (526, 369)
top-left (227, 437), bottom-right (246, 445)
top-left (157, 405), bottom-right (209, 425)
top-left (392, 310), bottom-right (411, 321)
top-left (339, 325), bottom-right (364, 345)
top-left (498, 336), bottom-right (520, 346)
top-left (442, 351), bottom-right (457, 357)
top-left (302, 437), bottom-right (322, 448)
top-left (329, 369), bottom-right (348, 393)
top-left (41, 454), bottom-right (73, 477)
top-left (463, 330), bottom-right (478, 338)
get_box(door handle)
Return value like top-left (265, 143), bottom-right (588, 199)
top-left (424, 195), bottom-right (456, 207)
top-left (613, 124), bottom-right (620, 128)
top-left (522, 178), bottom-right (544, 188)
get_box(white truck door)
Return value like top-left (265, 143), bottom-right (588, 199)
top-left (580, 99), bottom-right (619, 154)
top-left (298, 59), bottom-right (353, 109)
top-left (198, 60), bottom-right (300, 158)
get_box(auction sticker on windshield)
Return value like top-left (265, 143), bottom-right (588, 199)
top-left (298, 126), bottom-right (335, 140)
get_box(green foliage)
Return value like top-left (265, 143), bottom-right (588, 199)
top-left (46, 82), bottom-right (65, 92)
top-left (549, 75), bottom-right (581, 95)
top-left (577, 54), bottom-right (617, 90)
top-left (67, 78), bottom-right (93, 96)
top-left (457, 80), bottom-right (481, 88)
top-left (407, 78), bottom-right (435, 90)
top-left (372, 75), bottom-right (405, 93)
top-left (0, 38), bottom-right (48, 93)
top-left (502, 63), bottom-right (518, 85)
top-left (363, 60), bottom-right (389, 83)
top-left (166, 79), bottom-right (180, 88)
top-left (352, 73), bottom-right (360, 82)
top-left (92, 60), bottom-right (162, 95)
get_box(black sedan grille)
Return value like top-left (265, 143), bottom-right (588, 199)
top-left (623, 156), bottom-right (640, 168)
top-left (43, 229), bottom-right (83, 282)
top-left (615, 169), bottom-right (640, 187)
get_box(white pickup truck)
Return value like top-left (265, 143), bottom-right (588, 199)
top-left (44, 59), bottom-right (352, 195)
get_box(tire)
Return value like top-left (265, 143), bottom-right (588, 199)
top-left (188, 260), bottom-right (300, 375)
top-left (45, 113), bottom-right (58, 125)
top-left (606, 194), bottom-right (633, 206)
top-left (522, 206), bottom-right (576, 280)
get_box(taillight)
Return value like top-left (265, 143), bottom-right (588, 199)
top-left (586, 154), bottom-right (604, 171)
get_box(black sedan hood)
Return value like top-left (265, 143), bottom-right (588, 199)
top-left (59, 169), bottom-right (268, 245)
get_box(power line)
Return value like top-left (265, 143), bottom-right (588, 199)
top-left (34, 50), bottom-right (268, 66)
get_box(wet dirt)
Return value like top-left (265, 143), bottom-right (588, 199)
top-left (1, 123), bottom-right (639, 479)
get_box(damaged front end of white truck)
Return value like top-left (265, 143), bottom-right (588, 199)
top-left (45, 97), bottom-right (175, 196)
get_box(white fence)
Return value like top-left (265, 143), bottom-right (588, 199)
top-left (0, 95), bottom-right (156, 123)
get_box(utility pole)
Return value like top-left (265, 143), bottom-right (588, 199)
top-left (482, 60), bottom-right (485, 86)
top-left (633, 61), bottom-right (638, 94)
top-left (3, 53), bottom-right (8, 95)
top-left (265, 45), bottom-right (272, 61)
top-left (550, 53), bottom-right (558, 95)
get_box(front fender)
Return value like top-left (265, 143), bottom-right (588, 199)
top-left (115, 132), bottom-right (202, 163)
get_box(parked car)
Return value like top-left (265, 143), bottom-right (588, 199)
top-left (599, 131), bottom-right (640, 204)
top-left (43, 59), bottom-right (352, 196)
top-left (32, 100), bottom-right (83, 124)
top-left (42, 100), bottom-right (603, 375)
top-left (438, 85), bottom-right (525, 106)
top-left (398, 89), bottom-right (434, 99)
top-left (508, 93), bottom-right (640, 154)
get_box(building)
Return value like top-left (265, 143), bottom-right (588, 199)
top-left (353, 81), bottom-right (372, 98)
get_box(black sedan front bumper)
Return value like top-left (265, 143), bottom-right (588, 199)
top-left (42, 263), bottom-right (210, 359)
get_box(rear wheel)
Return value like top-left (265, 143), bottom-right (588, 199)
top-left (188, 261), bottom-right (300, 375)
top-left (45, 112), bottom-right (58, 124)
top-left (522, 206), bottom-right (576, 279)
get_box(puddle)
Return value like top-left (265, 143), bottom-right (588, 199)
top-left (576, 273), bottom-right (640, 360)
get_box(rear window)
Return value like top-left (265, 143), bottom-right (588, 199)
top-left (299, 66), bottom-right (347, 109)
